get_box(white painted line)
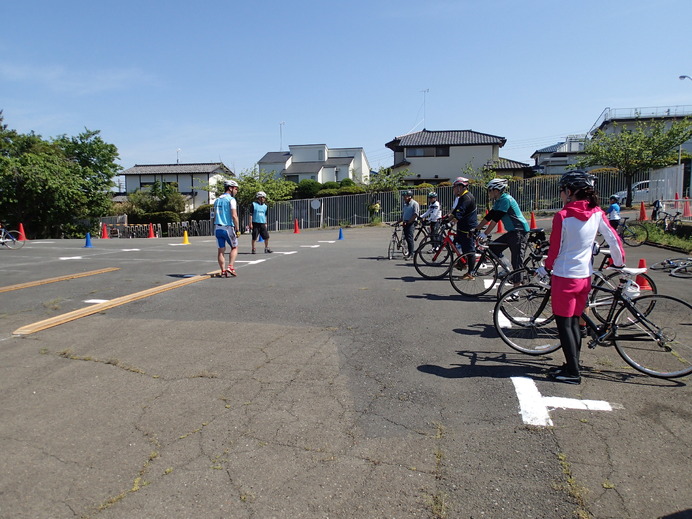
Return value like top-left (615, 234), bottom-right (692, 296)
top-left (121, 249), bottom-right (140, 252)
top-left (59, 257), bottom-right (84, 260)
top-left (300, 245), bottom-right (320, 248)
top-left (275, 251), bottom-right (298, 255)
top-left (169, 243), bottom-right (189, 246)
top-left (84, 299), bottom-right (109, 304)
top-left (511, 376), bottom-right (553, 426)
top-left (318, 240), bottom-right (336, 243)
top-left (511, 376), bottom-right (619, 427)
top-left (496, 314), bottom-right (550, 328)
top-left (236, 259), bottom-right (267, 265)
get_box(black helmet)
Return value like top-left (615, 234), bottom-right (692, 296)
top-left (559, 170), bottom-right (596, 192)
top-left (403, 190), bottom-right (413, 197)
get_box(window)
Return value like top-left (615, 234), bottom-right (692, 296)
top-left (406, 147), bottom-right (449, 157)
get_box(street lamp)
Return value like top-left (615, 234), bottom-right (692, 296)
top-left (679, 75), bottom-right (692, 81)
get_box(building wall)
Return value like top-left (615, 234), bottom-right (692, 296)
top-left (395, 145), bottom-right (498, 181)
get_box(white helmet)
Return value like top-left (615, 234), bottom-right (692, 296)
top-left (256, 191), bottom-right (267, 198)
top-left (486, 178), bottom-right (508, 192)
top-left (453, 176), bottom-right (470, 187)
top-left (224, 179), bottom-right (239, 189)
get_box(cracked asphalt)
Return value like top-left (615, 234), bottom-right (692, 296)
top-left (0, 225), bottom-right (690, 518)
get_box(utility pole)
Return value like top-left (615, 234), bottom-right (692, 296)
top-left (279, 122), bottom-right (285, 151)
top-left (421, 89), bottom-right (429, 129)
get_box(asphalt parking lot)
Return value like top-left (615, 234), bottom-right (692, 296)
top-left (0, 224), bottom-right (690, 519)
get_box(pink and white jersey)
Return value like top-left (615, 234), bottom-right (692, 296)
top-left (545, 200), bottom-right (625, 279)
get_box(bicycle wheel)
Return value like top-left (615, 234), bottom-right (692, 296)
top-left (613, 295), bottom-right (692, 378)
top-left (387, 235), bottom-right (398, 260)
top-left (650, 257), bottom-right (689, 271)
top-left (449, 252), bottom-right (499, 297)
top-left (589, 271), bottom-right (658, 324)
top-left (671, 263), bottom-right (692, 278)
top-left (621, 223), bottom-right (647, 247)
top-left (496, 267), bottom-right (536, 299)
top-left (493, 284), bottom-right (560, 355)
top-left (3, 230), bottom-right (24, 249)
top-left (413, 240), bottom-right (452, 279)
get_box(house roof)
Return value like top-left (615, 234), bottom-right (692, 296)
top-left (486, 157), bottom-right (530, 170)
top-left (386, 129), bottom-right (506, 150)
top-left (258, 152), bottom-right (291, 164)
top-left (121, 162), bottom-right (233, 176)
top-left (533, 142), bottom-right (563, 155)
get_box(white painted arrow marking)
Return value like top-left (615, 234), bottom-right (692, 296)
top-left (511, 376), bottom-right (618, 427)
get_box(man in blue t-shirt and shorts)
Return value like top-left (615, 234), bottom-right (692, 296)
top-left (249, 191), bottom-right (272, 254)
top-left (213, 180), bottom-right (240, 277)
top-left (475, 178), bottom-right (529, 285)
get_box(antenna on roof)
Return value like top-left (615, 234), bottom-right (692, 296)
top-left (421, 89), bottom-right (429, 129)
top-left (279, 121), bottom-right (285, 151)
top-left (176, 148), bottom-right (181, 164)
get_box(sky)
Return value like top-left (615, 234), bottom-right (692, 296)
top-left (2, 0), bottom-right (691, 179)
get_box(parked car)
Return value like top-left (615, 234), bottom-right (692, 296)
top-left (611, 180), bottom-right (649, 205)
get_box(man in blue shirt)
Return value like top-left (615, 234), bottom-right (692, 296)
top-left (395, 190), bottom-right (420, 259)
top-left (213, 180), bottom-right (240, 277)
top-left (249, 191), bottom-right (272, 253)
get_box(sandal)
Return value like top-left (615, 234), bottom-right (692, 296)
top-left (227, 267), bottom-right (237, 277)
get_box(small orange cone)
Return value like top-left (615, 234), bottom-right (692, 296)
top-left (636, 258), bottom-right (652, 291)
top-left (147, 223), bottom-right (156, 238)
top-left (293, 218), bottom-right (300, 234)
top-left (101, 223), bottom-right (110, 239)
top-left (638, 202), bottom-right (648, 221)
top-left (530, 212), bottom-right (537, 229)
top-left (17, 223), bottom-right (27, 241)
top-left (684, 197), bottom-right (692, 218)
top-left (497, 219), bottom-right (505, 233)
top-left (675, 192), bottom-right (680, 210)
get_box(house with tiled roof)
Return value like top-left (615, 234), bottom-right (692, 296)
top-left (119, 162), bottom-right (234, 210)
top-left (530, 135), bottom-right (587, 176)
top-left (385, 129), bottom-right (531, 183)
top-left (257, 144), bottom-right (371, 184)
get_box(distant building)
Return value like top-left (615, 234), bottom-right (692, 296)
top-left (530, 135), bottom-right (587, 176)
top-left (257, 144), bottom-right (371, 184)
top-left (385, 129), bottom-right (532, 184)
top-left (119, 162), bottom-right (234, 210)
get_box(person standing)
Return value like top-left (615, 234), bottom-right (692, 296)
top-left (475, 178), bottom-right (529, 281)
top-left (213, 180), bottom-right (240, 277)
top-left (249, 191), bottom-right (272, 254)
top-left (538, 171), bottom-right (625, 384)
top-left (447, 177), bottom-right (477, 278)
top-left (395, 190), bottom-right (419, 259)
top-left (605, 195), bottom-right (621, 231)
top-left (419, 192), bottom-right (442, 242)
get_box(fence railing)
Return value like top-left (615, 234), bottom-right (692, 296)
top-left (106, 169), bottom-right (689, 237)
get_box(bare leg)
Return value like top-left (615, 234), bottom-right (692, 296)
top-left (217, 247), bottom-right (226, 272)
top-left (229, 246), bottom-right (238, 269)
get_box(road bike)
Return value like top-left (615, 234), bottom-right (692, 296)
top-left (493, 269), bottom-right (692, 379)
top-left (0, 226), bottom-right (24, 250)
top-left (412, 222), bottom-right (460, 279)
top-left (650, 256), bottom-right (692, 279)
top-left (494, 229), bottom-right (549, 297)
top-left (655, 210), bottom-right (683, 234)
top-left (387, 223), bottom-right (409, 260)
top-left (600, 216), bottom-right (648, 247)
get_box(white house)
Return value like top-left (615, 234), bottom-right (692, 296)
top-left (530, 135), bottom-right (587, 176)
top-left (385, 129), bottom-right (531, 184)
top-left (257, 144), bottom-right (371, 184)
top-left (119, 162), bottom-right (234, 210)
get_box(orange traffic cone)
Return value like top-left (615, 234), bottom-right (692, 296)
top-left (293, 218), bottom-right (300, 234)
top-left (101, 223), bottom-right (110, 239)
top-left (17, 223), bottom-right (26, 241)
top-left (147, 223), bottom-right (156, 238)
top-left (497, 219), bottom-right (505, 233)
top-left (675, 192), bottom-right (680, 210)
top-left (684, 197), bottom-right (692, 218)
top-left (636, 258), bottom-right (652, 291)
top-left (638, 202), bottom-right (648, 221)
top-left (530, 212), bottom-right (537, 229)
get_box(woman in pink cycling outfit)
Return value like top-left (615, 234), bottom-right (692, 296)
top-left (542, 171), bottom-right (625, 384)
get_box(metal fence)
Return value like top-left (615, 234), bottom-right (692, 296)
top-left (107, 169), bottom-right (689, 237)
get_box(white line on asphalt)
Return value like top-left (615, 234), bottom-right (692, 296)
top-left (318, 241), bottom-right (336, 243)
top-left (300, 245), bottom-right (320, 248)
top-left (511, 376), bottom-right (618, 427)
top-left (59, 257), bottom-right (84, 260)
top-left (84, 299), bottom-right (109, 304)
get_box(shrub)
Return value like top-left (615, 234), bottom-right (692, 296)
top-left (187, 204), bottom-right (213, 221)
top-left (340, 178), bottom-right (356, 187)
top-left (338, 185), bottom-right (365, 195)
top-left (129, 212), bottom-right (181, 225)
top-left (322, 181), bottom-right (340, 190)
top-left (315, 188), bottom-right (339, 197)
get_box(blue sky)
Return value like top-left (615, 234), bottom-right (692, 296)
top-left (2, 0), bottom-right (691, 177)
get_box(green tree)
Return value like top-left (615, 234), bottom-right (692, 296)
top-left (576, 119), bottom-right (692, 207)
top-left (233, 168), bottom-right (296, 208)
top-left (126, 180), bottom-right (186, 215)
top-left (362, 167), bottom-right (409, 196)
top-left (294, 179), bottom-right (322, 199)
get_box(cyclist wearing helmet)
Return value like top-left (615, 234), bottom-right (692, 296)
top-left (475, 178), bottom-right (529, 283)
top-left (538, 170), bottom-right (625, 384)
top-left (395, 190), bottom-right (420, 259)
top-left (249, 191), bottom-right (272, 254)
top-left (419, 192), bottom-right (442, 241)
top-left (447, 177), bottom-right (477, 276)
top-left (213, 180), bottom-right (240, 277)
top-left (605, 195), bottom-right (621, 231)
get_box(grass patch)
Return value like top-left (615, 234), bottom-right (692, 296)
top-left (643, 222), bottom-right (692, 252)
